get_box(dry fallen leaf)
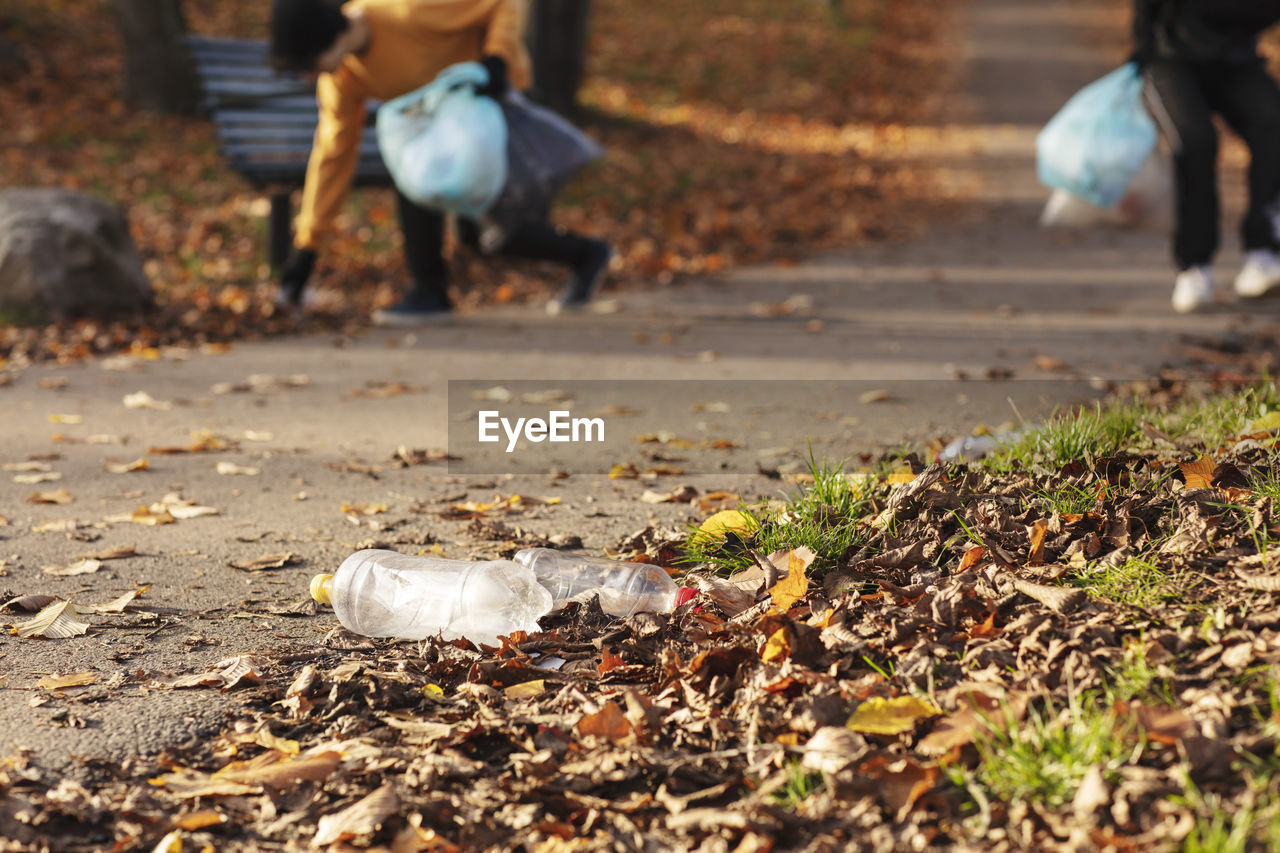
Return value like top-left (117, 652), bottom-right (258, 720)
top-left (167, 654), bottom-right (268, 691)
top-left (216, 462), bottom-right (260, 476)
top-left (104, 458), bottom-right (148, 474)
top-left (504, 680), bottom-right (546, 700)
top-left (313, 782), bottom-right (400, 846)
top-left (89, 587), bottom-right (149, 614)
top-left (2, 461), bottom-right (52, 473)
top-left (217, 749), bottom-right (341, 790)
top-left (37, 671), bottom-right (100, 690)
top-left (1180, 455), bottom-right (1216, 489)
top-left (42, 558), bottom-right (103, 577)
top-left (229, 552), bottom-right (297, 572)
top-left (13, 600), bottom-right (90, 639)
top-left (577, 702), bottom-right (634, 744)
top-left (846, 696), bottom-right (941, 736)
top-left (123, 390), bottom-right (172, 410)
top-left (78, 544), bottom-right (137, 561)
top-left (342, 502), bottom-right (389, 516)
top-left (104, 506), bottom-right (175, 526)
top-left (154, 494), bottom-right (220, 519)
top-left (13, 471), bottom-right (61, 484)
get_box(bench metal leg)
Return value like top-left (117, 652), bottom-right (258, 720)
top-left (269, 192), bottom-right (292, 271)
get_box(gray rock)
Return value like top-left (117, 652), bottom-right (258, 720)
top-left (0, 188), bottom-right (153, 321)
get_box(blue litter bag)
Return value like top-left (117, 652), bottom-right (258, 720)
top-left (375, 62), bottom-right (508, 219)
top-left (1036, 63), bottom-right (1157, 209)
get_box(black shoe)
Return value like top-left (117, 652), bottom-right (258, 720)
top-left (372, 288), bottom-right (453, 327)
top-left (547, 241), bottom-right (613, 315)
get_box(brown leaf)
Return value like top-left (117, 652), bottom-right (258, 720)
top-left (218, 750), bottom-right (342, 790)
top-left (104, 458), bottom-right (148, 474)
top-left (228, 552), bottom-right (297, 572)
top-left (313, 783), bottom-right (400, 846)
top-left (957, 545), bottom-right (985, 572)
top-left (78, 544), bottom-right (137, 561)
top-left (27, 488), bottom-right (74, 505)
top-left (577, 702), bottom-right (634, 744)
top-left (1180, 455), bottom-right (1216, 489)
top-left (859, 755), bottom-right (940, 821)
top-left (1027, 519), bottom-right (1048, 566)
top-left (598, 648), bottom-right (626, 675)
top-left (1012, 579), bottom-right (1085, 613)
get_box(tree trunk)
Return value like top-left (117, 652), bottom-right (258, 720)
top-left (525, 0), bottom-right (592, 117)
top-left (110, 0), bottom-right (200, 116)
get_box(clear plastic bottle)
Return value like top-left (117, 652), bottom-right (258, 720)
top-left (512, 548), bottom-right (678, 618)
top-left (310, 549), bottom-right (553, 645)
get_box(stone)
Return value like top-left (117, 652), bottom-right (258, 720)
top-left (0, 188), bottom-right (153, 321)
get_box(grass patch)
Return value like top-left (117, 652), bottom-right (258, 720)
top-left (961, 691), bottom-right (1141, 811)
top-left (683, 454), bottom-right (879, 577)
top-left (770, 759), bottom-right (825, 810)
top-left (1070, 556), bottom-right (1183, 610)
top-left (983, 398), bottom-right (1152, 474)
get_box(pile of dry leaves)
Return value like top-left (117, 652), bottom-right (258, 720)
top-left (0, 0), bottom-right (954, 365)
top-left (6, 381), bottom-right (1280, 850)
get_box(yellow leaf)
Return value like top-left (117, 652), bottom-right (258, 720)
top-left (887, 466), bottom-right (916, 484)
top-left (846, 696), bottom-right (941, 735)
top-left (504, 680), bottom-right (545, 699)
top-left (761, 627), bottom-right (792, 663)
top-left (340, 502), bottom-right (388, 516)
top-left (1247, 411), bottom-right (1280, 434)
top-left (694, 510), bottom-right (758, 544)
top-left (768, 552), bottom-right (811, 612)
top-left (1180, 455), bottom-right (1216, 489)
top-left (174, 811), bottom-right (227, 831)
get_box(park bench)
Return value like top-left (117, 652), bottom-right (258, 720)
top-left (184, 35), bottom-right (390, 269)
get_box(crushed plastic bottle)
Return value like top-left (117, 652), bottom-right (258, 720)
top-left (512, 548), bottom-right (679, 617)
top-left (310, 549), bottom-right (553, 645)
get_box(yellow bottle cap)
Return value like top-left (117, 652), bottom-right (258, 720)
top-left (310, 573), bottom-right (335, 605)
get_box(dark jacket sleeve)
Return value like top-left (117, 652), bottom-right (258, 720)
top-left (1131, 0), bottom-right (1161, 65)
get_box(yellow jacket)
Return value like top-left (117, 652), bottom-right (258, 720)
top-left (295, 0), bottom-right (531, 250)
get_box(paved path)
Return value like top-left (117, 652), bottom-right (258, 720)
top-left (1, 0), bottom-right (1274, 772)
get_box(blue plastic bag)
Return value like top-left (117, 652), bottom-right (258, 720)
top-left (1036, 63), bottom-right (1157, 209)
top-left (375, 62), bottom-right (508, 219)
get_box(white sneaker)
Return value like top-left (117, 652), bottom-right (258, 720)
top-left (1234, 249), bottom-right (1280, 298)
top-left (1171, 265), bottom-right (1215, 313)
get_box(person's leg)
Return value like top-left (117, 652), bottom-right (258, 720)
top-left (487, 220), bottom-right (612, 314)
top-left (1211, 62), bottom-right (1280, 265)
top-left (1143, 60), bottom-right (1221, 272)
top-left (374, 190), bottom-right (453, 324)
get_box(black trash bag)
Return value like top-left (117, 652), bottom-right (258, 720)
top-left (477, 93), bottom-right (605, 253)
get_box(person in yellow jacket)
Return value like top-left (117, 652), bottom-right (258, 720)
top-left (269, 0), bottom-right (612, 324)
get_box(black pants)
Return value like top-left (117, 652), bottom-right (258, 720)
top-left (1143, 59), bottom-right (1280, 270)
top-left (394, 189), bottom-right (597, 301)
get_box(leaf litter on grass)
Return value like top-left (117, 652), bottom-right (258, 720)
top-left (0, 379), bottom-right (1274, 847)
